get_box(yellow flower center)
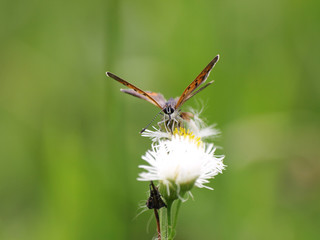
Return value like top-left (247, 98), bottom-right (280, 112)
top-left (173, 127), bottom-right (203, 148)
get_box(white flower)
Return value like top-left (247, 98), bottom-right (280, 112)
top-left (141, 127), bottom-right (169, 142)
top-left (142, 108), bottom-right (220, 142)
top-left (187, 113), bottom-right (220, 140)
top-left (138, 128), bottom-right (225, 200)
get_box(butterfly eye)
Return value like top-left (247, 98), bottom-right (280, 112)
top-left (164, 106), bottom-right (175, 115)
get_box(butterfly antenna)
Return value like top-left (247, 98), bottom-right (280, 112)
top-left (140, 109), bottom-right (163, 134)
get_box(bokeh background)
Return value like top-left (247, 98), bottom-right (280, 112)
top-left (1, 0), bottom-right (320, 239)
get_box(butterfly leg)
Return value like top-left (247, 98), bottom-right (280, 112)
top-left (166, 117), bottom-right (177, 133)
top-left (157, 118), bottom-right (166, 130)
top-left (158, 115), bottom-right (170, 133)
top-left (171, 117), bottom-right (180, 132)
top-left (165, 118), bottom-right (172, 133)
top-left (168, 118), bottom-right (174, 132)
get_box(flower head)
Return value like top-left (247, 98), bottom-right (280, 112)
top-left (138, 127), bottom-right (225, 201)
top-left (141, 108), bottom-right (220, 142)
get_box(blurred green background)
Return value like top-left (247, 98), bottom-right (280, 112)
top-left (1, 0), bottom-right (319, 239)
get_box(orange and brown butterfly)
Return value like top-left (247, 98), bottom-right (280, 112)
top-left (106, 55), bottom-right (220, 133)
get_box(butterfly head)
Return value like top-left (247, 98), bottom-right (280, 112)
top-left (163, 98), bottom-right (177, 116)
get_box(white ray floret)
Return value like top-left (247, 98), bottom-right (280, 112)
top-left (138, 128), bottom-right (225, 197)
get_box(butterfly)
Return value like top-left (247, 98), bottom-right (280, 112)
top-left (106, 55), bottom-right (219, 132)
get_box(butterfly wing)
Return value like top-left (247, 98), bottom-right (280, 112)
top-left (145, 91), bottom-right (167, 107)
top-left (106, 72), bottom-right (163, 109)
top-left (120, 89), bottom-right (166, 108)
top-left (175, 55), bottom-right (219, 109)
top-left (179, 80), bottom-right (214, 106)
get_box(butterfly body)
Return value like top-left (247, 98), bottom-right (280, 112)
top-left (106, 55), bottom-right (220, 132)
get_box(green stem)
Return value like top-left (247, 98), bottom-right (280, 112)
top-left (166, 201), bottom-right (173, 240)
top-left (172, 199), bottom-right (182, 233)
top-left (160, 208), bottom-right (167, 239)
top-left (168, 197), bottom-right (183, 239)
